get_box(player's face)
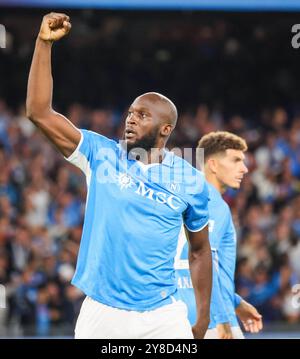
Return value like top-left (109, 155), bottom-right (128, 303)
top-left (215, 149), bottom-right (248, 189)
top-left (124, 97), bottom-right (166, 152)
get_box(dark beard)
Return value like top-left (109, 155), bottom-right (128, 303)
top-left (124, 127), bottom-right (159, 154)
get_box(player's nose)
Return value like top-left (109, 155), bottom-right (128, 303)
top-left (242, 162), bottom-right (248, 174)
top-left (127, 114), bottom-right (138, 126)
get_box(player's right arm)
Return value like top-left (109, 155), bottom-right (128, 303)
top-left (26, 13), bottom-right (81, 158)
top-left (187, 225), bottom-right (212, 339)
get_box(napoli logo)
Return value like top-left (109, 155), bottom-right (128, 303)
top-left (166, 182), bottom-right (180, 193)
top-left (116, 173), bottom-right (136, 190)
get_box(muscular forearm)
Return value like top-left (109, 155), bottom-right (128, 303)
top-left (26, 38), bottom-right (53, 120)
top-left (189, 241), bottom-right (212, 335)
top-left (25, 14), bottom-right (79, 157)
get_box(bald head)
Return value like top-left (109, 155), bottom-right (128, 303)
top-left (136, 92), bottom-right (178, 128)
top-left (125, 92), bottom-right (178, 151)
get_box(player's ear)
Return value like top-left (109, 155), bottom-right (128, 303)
top-left (207, 157), bottom-right (218, 174)
top-left (160, 124), bottom-right (172, 137)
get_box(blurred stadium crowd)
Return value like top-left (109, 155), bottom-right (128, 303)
top-left (0, 9), bottom-right (300, 336)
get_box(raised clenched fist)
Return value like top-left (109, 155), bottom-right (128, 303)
top-left (38, 13), bottom-right (71, 42)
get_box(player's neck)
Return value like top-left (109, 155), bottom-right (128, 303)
top-left (205, 172), bottom-right (226, 194)
top-left (146, 147), bottom-right (165, 165)
top-left (131, 147), bottom-right (165, 165)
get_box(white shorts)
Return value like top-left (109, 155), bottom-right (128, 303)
top-left (75, 296), bottom-right (194, 339)
top-left (204, 326), bottom-right (245, 339)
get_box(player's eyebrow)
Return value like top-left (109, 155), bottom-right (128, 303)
top-left (234, 155), bottom-right (244, 161)
top-left (129, 106), bottom-right (151, 115)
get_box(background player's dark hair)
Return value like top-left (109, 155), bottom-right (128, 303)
top-left (197, 131), bottom-right (247, 162)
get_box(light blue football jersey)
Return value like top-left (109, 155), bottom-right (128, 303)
top-left (66, 129), bottom-right (209, 311)
top-left (175, 182), bottom-right (240, 328)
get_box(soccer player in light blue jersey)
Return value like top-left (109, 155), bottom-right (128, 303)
top-left (26, 13), bottom-right (212, 339)
top-left (176, 131), bottom-right (263, 339)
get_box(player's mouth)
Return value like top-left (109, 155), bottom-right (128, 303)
top-left (125, 128), bottom-right (137, 139)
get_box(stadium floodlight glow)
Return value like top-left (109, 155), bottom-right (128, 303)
top-left (3, 0), bottom-right (300, 11)
top-left (0, 24), bottom-right (6, 48)
top-left (0, 284), bottom-right (6, 309)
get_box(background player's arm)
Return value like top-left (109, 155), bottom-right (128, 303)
top-left (235, 298), bottom-right (263, 333)
top-left (211, 250), bottom-right (233, 339)
top-left (26, 13), bottom-right (81, 158)
top-left (187, 225), bottom-right (212, 339)
top-left (234, 293), bottom-right (242, 308)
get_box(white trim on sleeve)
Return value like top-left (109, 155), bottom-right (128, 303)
top-left (184, 220), bottom-right (209, 233)
top-left (64, 129), bottom-right (83, 162)
top-left (64, 130), bottom-right (92, 186)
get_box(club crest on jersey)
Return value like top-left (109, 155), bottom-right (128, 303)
top-left (116, 173), bottom-right (135, 190)
top-left (166, 182), bottom-right (181, 193)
